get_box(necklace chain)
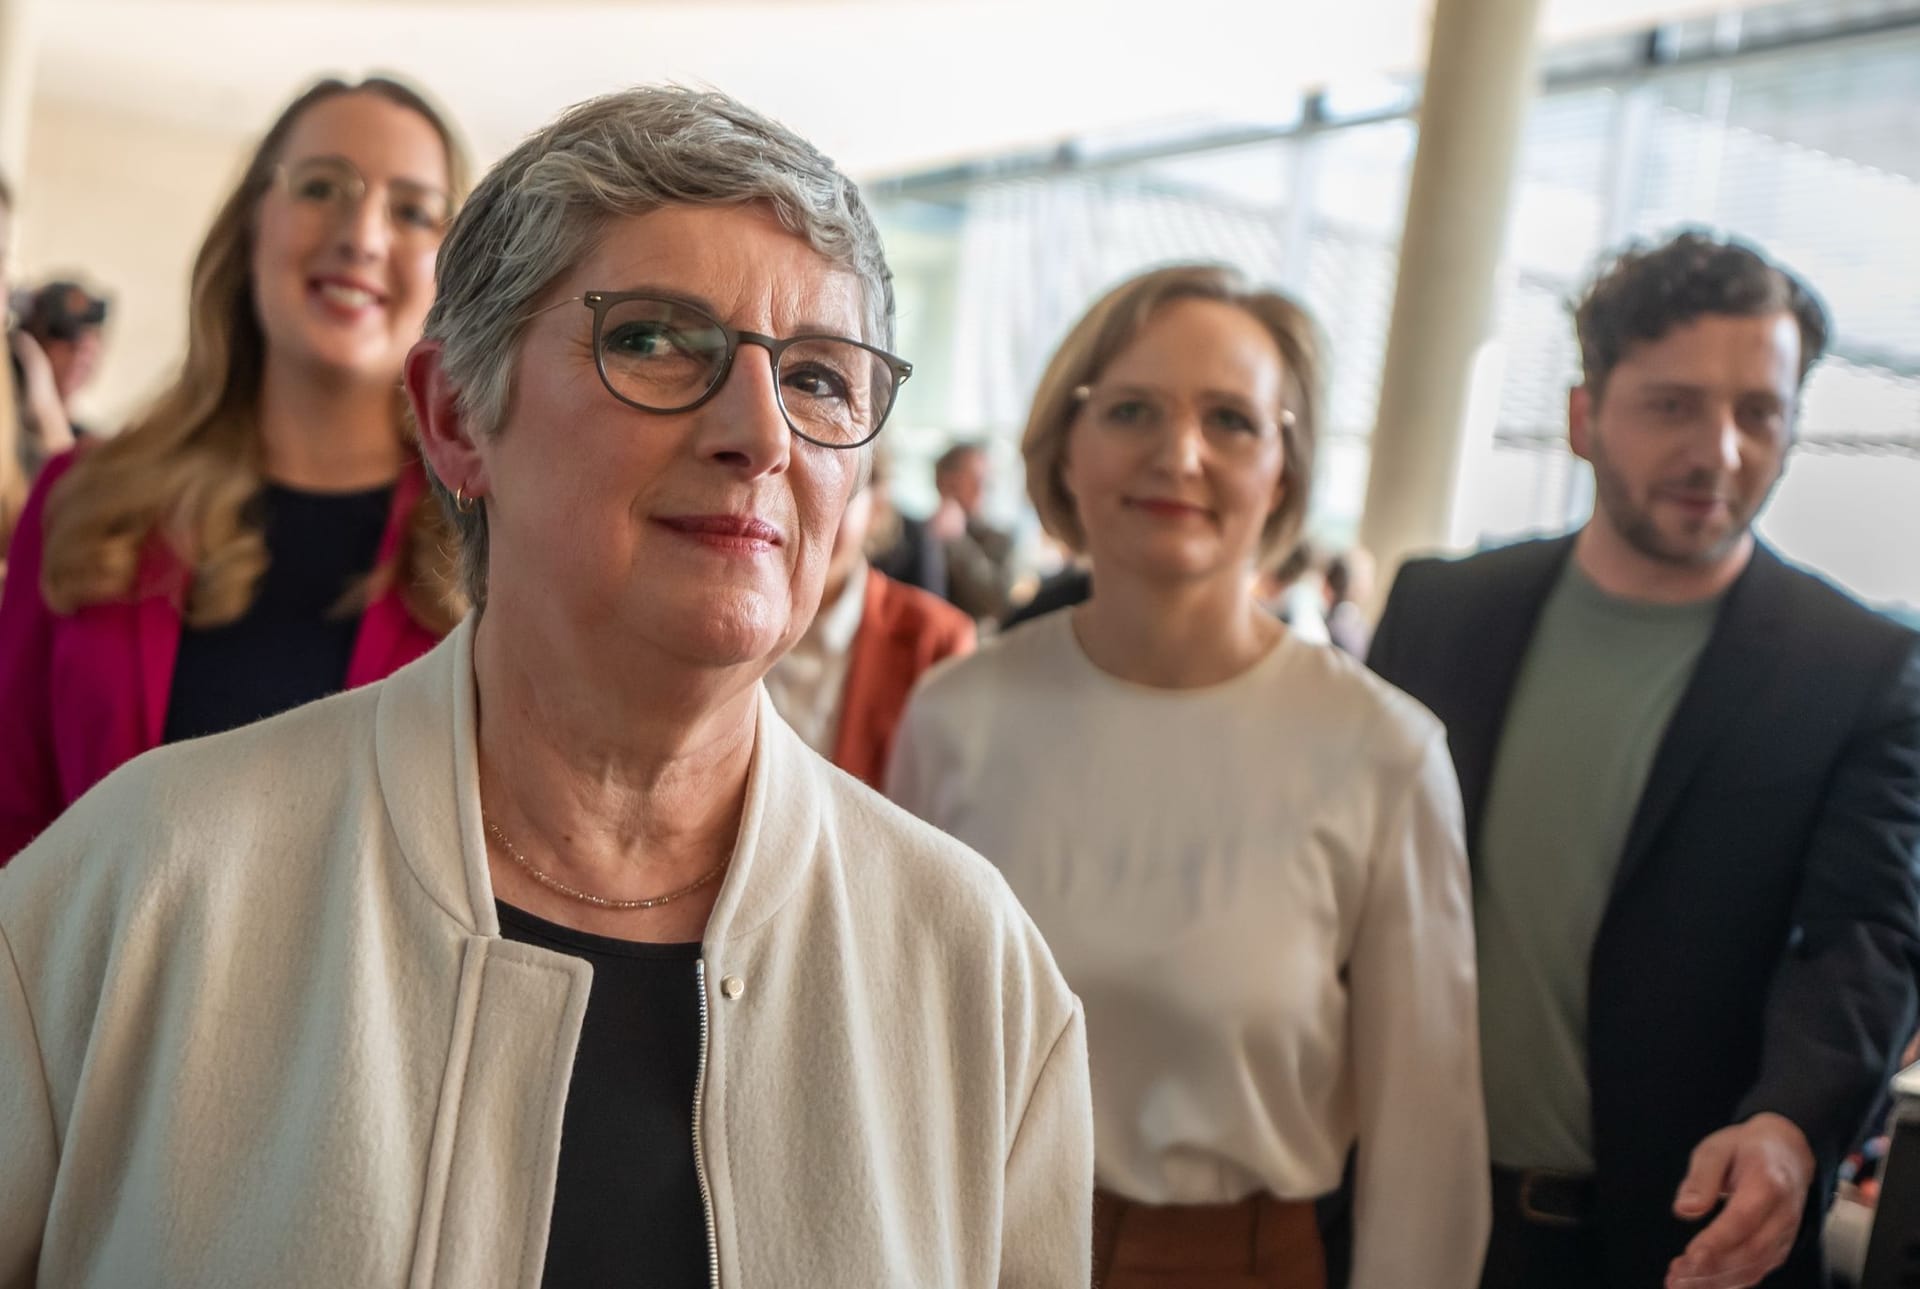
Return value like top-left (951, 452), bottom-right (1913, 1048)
top-left (483, 814), bottom-right (729, 911)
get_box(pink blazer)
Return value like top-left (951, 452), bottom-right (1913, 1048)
top-left (0, 451), bottom-right (443, 861)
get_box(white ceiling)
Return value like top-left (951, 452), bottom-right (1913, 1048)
top-left (34, 0), bottom-right (1741, 178)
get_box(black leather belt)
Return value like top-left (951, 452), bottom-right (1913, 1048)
top-left (1493, 1165), bottom-right (1598, 1229)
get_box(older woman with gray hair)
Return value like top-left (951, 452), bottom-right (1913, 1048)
top-left (0, 87), bottom-right (1091, 1288)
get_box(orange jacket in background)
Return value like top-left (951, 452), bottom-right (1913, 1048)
top-left (832, 567), bottom-right (974, 788)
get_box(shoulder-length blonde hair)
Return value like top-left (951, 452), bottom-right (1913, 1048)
top-left (1021, 263), bottom-right (1323, 572)
top-left (40, 76), bottom-right (471, 631)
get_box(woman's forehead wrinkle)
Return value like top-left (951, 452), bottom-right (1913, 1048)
top-left (586, 218), bottom-right (863, 336)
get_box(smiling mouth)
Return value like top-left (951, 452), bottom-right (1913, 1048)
top-left (310, 279), bottom-right (387, 311)
top-left (1124, 497), bottom-right (1210, 519)
top-left (655, 514), bottom-right (785, 553)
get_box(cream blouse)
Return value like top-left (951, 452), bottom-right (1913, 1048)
top-left (888, 610), bottom-right (1489, 1289)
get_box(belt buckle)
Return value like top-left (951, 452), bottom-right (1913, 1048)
top-left (1517, 1170), bottom-right (1588, 1230)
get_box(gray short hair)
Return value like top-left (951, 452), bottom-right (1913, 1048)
top-left (422, 85), bottom-right (896, 607)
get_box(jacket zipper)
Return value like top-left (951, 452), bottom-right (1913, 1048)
top-left (692, 959), bottom-right (721, 1289)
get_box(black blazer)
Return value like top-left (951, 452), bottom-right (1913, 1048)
top-left (1370, 536), bottom-right (1920, 1288)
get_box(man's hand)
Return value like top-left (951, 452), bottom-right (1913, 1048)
top-left (1666, 1112), bottom-right (1814, 1289)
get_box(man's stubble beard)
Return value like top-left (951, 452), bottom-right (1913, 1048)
top-left (1587, 434), bottom-right (1771, 569)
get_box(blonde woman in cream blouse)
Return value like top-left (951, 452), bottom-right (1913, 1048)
top-left (889, 264), bottom-right (1489, 1289)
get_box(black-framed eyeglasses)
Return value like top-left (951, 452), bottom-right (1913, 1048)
top-left (550, 291), bottom-right (912, 450)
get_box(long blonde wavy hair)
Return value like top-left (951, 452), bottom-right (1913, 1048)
top-left (40, 77), bottom-right (471, 630)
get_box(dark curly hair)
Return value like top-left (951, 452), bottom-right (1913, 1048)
top-left (1572, 231), bottom-right (1829, 403)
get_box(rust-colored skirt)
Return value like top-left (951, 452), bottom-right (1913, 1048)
top-left (1092, 1189), bottom-right (1328, 1289)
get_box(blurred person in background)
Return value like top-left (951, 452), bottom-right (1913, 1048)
top-left (0, 178), bottom-right (75, 535)
top-left (5, 322), bottom-right (74, 483)
top-left (765, 456), bottom-right (975, 787)
top-left (0, 76), bottom-right (469, 860)
top-left (17, 279), bottom-right (110, 438)
top-left (0, 85), bottom-right (1091, 1288)
top-left (1370, 232), bottom-right (1920, 1289)
top-left (1323, 546), bottom-right (1376, 659)
top-left (890, 263), bottom-right (1488, 1289)
top-left (930, 438), bottom-right (1017, 620)
top-left (1001, 554), bottom-right (1092, 629)
top-left (868, 447), bottom-right (949, 599)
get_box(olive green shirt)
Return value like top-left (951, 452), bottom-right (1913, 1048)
top-left (1476, 560), bottom-right (1721, 1172)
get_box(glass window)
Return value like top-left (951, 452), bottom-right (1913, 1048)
top-left (869, 3), bottom-right (1920, 614)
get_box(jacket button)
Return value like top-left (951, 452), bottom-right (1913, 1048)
top-left (721, 975), bottom-right (745, 1000)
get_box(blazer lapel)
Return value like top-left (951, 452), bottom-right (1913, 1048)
top-left (1609, 545), bottom-right (1787, 897)
top-left (1459, 537), bottom-right (1576, 857)
top-left (348, 461), bottom-right (428, 687)
top-left (130, 541), bottom-right (189, 750)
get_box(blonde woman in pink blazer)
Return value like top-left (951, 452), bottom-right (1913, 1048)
top-left (0, 76), bottom-right (467, 859)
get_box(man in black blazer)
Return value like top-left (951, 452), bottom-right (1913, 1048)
top-left (1370, 232), bottom-right (1920, 1289)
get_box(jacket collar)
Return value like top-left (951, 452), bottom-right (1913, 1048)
top-left (373, 615), bottom-right (821, 945)
top-left (1608, 542), bottom-right (1789, 895)
top-left (1455, 535), bottom-right (1576, 855)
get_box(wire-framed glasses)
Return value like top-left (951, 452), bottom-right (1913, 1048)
top-left (567, 291), bottom-right (912, 449)
top-left (271, 155), bottom-right (453, 249)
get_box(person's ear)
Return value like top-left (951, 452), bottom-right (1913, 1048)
top-left (1568, 384), bottom-right (1596, 464)
top-left (405, 339), bottom-right (490, 499)
top-left (1574, 380), bottom-right (1605, 461)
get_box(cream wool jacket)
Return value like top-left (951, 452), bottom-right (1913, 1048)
top-left (0, 619), bottom-right (1093, 1288)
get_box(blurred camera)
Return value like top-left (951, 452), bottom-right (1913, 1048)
top-left (19, 280), bottom-right (109, 343)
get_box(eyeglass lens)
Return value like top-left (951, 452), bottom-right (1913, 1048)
top-left (282, 157), bottom-right (451, 244)
top-left (597, 295), bottom-right (899, 447)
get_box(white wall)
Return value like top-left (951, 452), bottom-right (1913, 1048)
top-left (8, 0), bottom-right (1736, 434)
top-left (15, 99), bottom-right (247, 432)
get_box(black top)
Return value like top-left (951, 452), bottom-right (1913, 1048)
top-left (497, 901), bottom-right (710, 1289)
top-left (1002, 566), bottom-right (1092, 630)
top-left (162, 481), bottom-right (393, 744)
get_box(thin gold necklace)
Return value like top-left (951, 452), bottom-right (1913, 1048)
top-left (483, 814), bottom-right (730, 911)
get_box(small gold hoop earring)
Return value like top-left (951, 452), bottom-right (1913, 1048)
top-left (454, 484), bottom-right (476, 514)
